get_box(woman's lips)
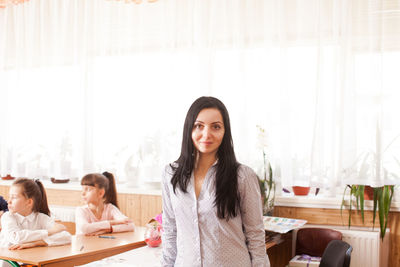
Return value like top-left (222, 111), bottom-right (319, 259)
top-left (201, 141), bottom-right (213, 145)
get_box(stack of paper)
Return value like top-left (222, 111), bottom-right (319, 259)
top-left (263, 216), bottom-right (307, 233)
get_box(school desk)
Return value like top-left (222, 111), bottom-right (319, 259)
top-left (0, 227), bottom-right (146, 267)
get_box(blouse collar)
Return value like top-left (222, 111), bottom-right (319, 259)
top-left (14, 211), bottom-right (36, 224)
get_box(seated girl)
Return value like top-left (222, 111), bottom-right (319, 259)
top-left (0, 178), bottom-right (71, 249)
top-left (75, 172), bottom-right (135, 235)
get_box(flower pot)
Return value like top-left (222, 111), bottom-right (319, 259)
top-left (292, 186), bottom-right (310, 196)
top-left (364, 185), bottom-right (374, 200)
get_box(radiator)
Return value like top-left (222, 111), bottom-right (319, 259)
top-left (341, 228), bottom-right (389, 267)
top-left (49, 205), bottom-right (76, 222)
top-left (293, 225), bottom-right (389, 267)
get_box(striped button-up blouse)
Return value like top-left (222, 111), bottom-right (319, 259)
top-left (161, 163), bottom-right (270, 267)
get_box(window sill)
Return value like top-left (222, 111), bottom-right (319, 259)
top-left (275, 195), bottom-right (400, 212)
top-left (0, 179), bottom-right (162, 196)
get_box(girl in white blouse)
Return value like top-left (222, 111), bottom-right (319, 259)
top-left (75, 172), bottom-right (135, 235)
top-left (0, 178), bottom-right (71, 250)
top-left (162, 96), bottom-right (270, 267)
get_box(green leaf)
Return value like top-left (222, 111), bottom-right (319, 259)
top-left (384, 186), bottom-right (395, 239)
top-left (348, 187), bottom-right (353, 228)
top-left (355, 186), bottom-right (360, 212)
top-left (359, 185), bottom-right (365, 223)
top-left (378, 188), bottom-right (385, 239)
top-left (372, 187), bottom-right (379, 230)
top-left (380, 185), bottom-right (394, 240)
top-left (340, 186), bottom-right (348, 226)
top-left (383, 186), bottom-right (390, 216)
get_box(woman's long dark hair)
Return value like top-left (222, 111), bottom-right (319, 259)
top-left (81, 172), bottom-right (119, 208)
top-left (13, 178), bottom-right (51, 216)
top-left (171, 96), bottom-right (240, 220)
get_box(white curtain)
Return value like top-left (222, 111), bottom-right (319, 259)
top-left (1, 0), bottom-right (399, 194)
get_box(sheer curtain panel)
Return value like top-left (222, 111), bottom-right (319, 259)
top-left (0, 0), bottom-right (399, 195)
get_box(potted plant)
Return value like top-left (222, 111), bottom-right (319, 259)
top-left (341, 184), bottom-right (394, 240)
top-left (256, 125), bottom-right (275, 216)
top-left (340, 132), bottom-right (399, 240)
top-left (259, 159), bottom-right (275, 216)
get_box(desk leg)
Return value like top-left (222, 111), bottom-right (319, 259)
top-left (267, 232), bottom-right (292, 267)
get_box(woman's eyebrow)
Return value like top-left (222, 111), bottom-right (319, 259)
top-left (194, 120), bottom-right (223, 124)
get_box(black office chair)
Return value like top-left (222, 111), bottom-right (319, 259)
top-left (319, 240), bottom-right (353, 267)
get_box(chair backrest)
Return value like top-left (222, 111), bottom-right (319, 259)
top-left (296, 228), bottom-right (342, 257)
top-left (57, 221), bottom-right (76, 235)
top-left (319, 240), bottom-right (353, 267)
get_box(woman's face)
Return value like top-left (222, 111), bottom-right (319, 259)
top-left (192, 108), bottom-right (225, 157)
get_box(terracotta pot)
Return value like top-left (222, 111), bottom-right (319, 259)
top-left (364, 185), bottom-right (374, 200)
top-left (292, 186), bottom-right (310, 196)
top-left (1, 174), bottom-right (15, 180)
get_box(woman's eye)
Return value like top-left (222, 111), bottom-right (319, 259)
top-left (213, 125), bottom-right (221, 129)
top-left (194, 124), bottom-right (203, 129)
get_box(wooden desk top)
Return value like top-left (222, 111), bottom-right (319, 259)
top-left (0, 227), bottom-right (146, 267)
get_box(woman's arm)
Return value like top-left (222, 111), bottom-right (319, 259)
top-left (161, 166), bottom-right (177, 267)
top-left (239, 166), bottom-right (270, 267)
top-left (75, 207), bottom-right (111, 235)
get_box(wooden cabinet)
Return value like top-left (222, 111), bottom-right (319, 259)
top-left (267, 232), bottom-right (293, 267)
top-left (120, 193), bottom-right (162, 226)
top-left (0, 184), bottom-right (162, 227)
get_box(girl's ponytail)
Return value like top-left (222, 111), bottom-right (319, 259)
top-left (34, 179), bottom-right (51, 216)
top-left (102, 172), bottom-right (118, 208)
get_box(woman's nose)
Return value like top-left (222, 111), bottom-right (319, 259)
top-left (202, 126), bottom-right (211, 138)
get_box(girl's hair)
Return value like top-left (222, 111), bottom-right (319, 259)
top-left (81, 172), bottom-right (118, 208)
top-left (171, 96), bottom-right (240, 220)
top-left (13, 178), bottom-right (51, 216)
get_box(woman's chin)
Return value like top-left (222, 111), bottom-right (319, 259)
top-left (198, 149), bottom-right (218, 155)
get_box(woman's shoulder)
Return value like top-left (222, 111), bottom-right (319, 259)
top-left (237, 164), bottom-right (259, 184)
top-left (237, 163), bottom-right (257, 177)
top-left (165, 162), bottom-right (178, 171)
top-left (162, 163), bottom-right (177, 180)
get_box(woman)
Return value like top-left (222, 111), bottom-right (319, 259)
top-left (162, 96), bottom-right (270, 267)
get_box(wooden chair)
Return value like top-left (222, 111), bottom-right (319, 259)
top-left (56, 221), bottom-right (76, 235)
